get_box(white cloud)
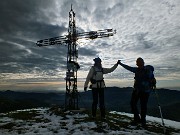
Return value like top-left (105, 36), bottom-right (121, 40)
top-left (0, 0), bottom-right (180, 90)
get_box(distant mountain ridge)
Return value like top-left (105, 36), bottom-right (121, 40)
top-left (0, 87), bottom-right (180, 122)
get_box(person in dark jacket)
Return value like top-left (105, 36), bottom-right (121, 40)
top-left (119, 57), bottom-right (153, 127)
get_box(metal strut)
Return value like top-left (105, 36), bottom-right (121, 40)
top-left (36, 5), bottom-right (116, 110)
top-left (65, 5), bottom-right (78, 110)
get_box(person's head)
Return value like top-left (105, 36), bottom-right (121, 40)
top-left (136, 57), bottom-right (144, 68)
top-left (93, 57), bottom-right (102, 68)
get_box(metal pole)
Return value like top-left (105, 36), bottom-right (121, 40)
top-left (154, 89), bottom-right (166, 134)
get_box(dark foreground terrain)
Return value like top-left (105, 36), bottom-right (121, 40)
top-left (0, 87), bottom-right (180, 122)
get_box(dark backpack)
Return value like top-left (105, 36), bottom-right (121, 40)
top-left (145, 65), bottom-right (156, 89)
top-left (134, 65), bottom-right (156, 90)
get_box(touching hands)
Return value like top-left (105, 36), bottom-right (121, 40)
top-left (117, 60), bottom-right (121, 65)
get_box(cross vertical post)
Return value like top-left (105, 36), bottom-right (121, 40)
top-left (65, 6), bottom-right (79, 110)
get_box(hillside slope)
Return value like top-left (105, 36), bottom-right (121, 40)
top-left (0, 107), bottom-right (179, 135)
top-left (0, 87), bottom-right (180, 122)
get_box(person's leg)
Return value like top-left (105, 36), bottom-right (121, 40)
top-left (92, 88), bottom-right (98, 117)
top-left (99, 88), bottom-right (105, 118)
top-left (140, 92), bottom-right (150, 127)
top-left (130, 90), bottom-right (141, 124)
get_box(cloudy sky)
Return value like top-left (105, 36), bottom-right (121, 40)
top-left (0, 0), bottom-right (180, 91)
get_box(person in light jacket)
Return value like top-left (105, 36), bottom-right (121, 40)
top-left (84, 57), bottom-right (119, 119)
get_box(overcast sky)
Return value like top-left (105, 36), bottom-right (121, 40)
top-left (0, 0), bottom-right (180, 91)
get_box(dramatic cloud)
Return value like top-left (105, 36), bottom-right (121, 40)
top-left (0, 0), bottom-right (180, 90)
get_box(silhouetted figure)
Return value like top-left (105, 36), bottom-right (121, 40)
top-left (84, 57), bottom-right (119, 119)
top-left (119, 57), bottom-right (154, 127)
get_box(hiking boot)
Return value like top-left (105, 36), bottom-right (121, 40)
top-left (90, 115), bottom-right (96, 120)
top-left (134, 114), bottom-right (141, 123)
top-left (130, 120), bottom-right (139, 126)
top-left (141, 121), bottom-right (147, 129)
top-left (101, 117), bottom-right (106, 121)
top-left (141, 118), bottom-right (147, 128)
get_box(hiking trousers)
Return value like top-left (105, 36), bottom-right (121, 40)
top-left (130, 90), bottom-right (150, 124)
top-left (92, 88), bottom-right (105, 118)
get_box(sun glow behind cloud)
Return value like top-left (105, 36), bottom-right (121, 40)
top-left (0, 0), bottom-right (180, 91)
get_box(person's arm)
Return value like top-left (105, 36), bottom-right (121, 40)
top-left (103, 62), bottom-right (118, 74)
top-left (84, 67), bottom-right (94, 91)
top-left (119, 61), bottom-right (136, 73)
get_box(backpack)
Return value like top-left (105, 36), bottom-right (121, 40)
top-left (145, 65), bottom-right (156, 89)
top-left (90, 66), bottom-right (104, 84)
top-left (134, 65), bottom-right (156, 90)
top-left (89, 66), bottom-right (104, 89)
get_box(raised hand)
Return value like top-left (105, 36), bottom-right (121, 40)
top-left (117, 60), bottom-right (121, 64)
top-left (84, 87), bottom-right (87, 92)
